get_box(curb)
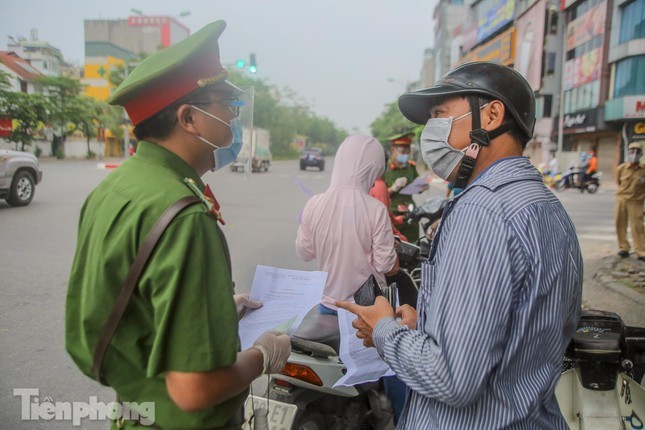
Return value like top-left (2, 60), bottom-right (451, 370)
top-left (594, 257), bottom-right (645, 307)
top-left (97, 162), bottom-right (121, 169)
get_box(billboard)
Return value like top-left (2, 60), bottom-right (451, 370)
top-left (476, 0), bottom-right (516, 43)
top-left (462, 28), bottom-right (515, 66)
top-left (514, 0), bottom-right (547, 91)
top-left (564, 46), bottom-right (603, 90)
top-left (566, 1), bottom-right (606, 51)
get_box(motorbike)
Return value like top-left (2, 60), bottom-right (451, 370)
top-left (244, 307), bottom-right (645, 430)
top-left (554, 169), bottom-right (602, 194)
top-left (243, 276), bottom-right (419, 430)
top-left (394, 196), bottom-right (447, 287)
top-left (556, 309), bottom-right (645, 429)
top-left (241, 198), bottom-right (447, 430)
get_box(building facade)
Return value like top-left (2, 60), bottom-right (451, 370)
top-left (604, 0), bottom-right (645, 162)
top-left (6, 30), bottom-right (66, 77)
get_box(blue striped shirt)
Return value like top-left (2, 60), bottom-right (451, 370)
top-left (373, 157), bottom-right (583, 429)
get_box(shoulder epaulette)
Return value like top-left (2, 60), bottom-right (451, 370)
top-left (183, 178), bottom-right (225, 224)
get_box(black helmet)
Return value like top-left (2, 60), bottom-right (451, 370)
top-left (398, 62), bottom-right (536, 140)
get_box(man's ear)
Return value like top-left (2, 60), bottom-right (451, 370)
top-left (483, 100), bottom-right (505, 131)
top-left (176, 104), bottom-right (200, 135)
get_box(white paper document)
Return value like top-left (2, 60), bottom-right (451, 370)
top-left (399, 175), bottom-right (429, 195)
top-left (333, 308), bottom-right (394, 388)
top-left (238, 265), bottom-right (327, 350)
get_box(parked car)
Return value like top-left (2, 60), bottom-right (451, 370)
top-left (300, 148), bottom-right (325, 171)
top-left (0, 149), bottom-right (43, 206)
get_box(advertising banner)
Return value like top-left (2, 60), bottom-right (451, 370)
top-left (515, 0), bottom-right (547, 91)
top-left (564, 46), bottom-right (603, 90)
top-left (477, 0), bottom-right (516, 43)
top-left (566, 1), bottom-right (606, 51)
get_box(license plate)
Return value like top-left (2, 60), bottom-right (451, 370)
top-left (242, 395), bottom-right (297, 430)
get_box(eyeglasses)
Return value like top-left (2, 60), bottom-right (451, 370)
top-left (190, 98), bottom-right (244, 117)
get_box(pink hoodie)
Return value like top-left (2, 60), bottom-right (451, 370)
top-left (295, 135), bottom-right (397, 309)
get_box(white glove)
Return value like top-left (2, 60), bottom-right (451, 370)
top-left (234, 294), bottom-right (262, 320)
top-left (252, 331), bottom-right (291, 374)
top-left (391, 177), bottom-right (408, 192)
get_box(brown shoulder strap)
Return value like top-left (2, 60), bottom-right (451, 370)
top-left (92, 195), bottom-right (200, 384)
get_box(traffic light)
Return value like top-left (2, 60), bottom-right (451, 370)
top-left (249, 53), bottom-right (257, 74)
top-left (236, 59), bottom-right (245, 68)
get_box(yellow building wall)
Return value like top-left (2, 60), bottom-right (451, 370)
top-left (84, 56), bottom-right (125, 101)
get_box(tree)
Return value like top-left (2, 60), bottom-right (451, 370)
top-left (34, 75), bottom-right (87, 157)
top-left (0, 70), bottom-right (51, 152)
top-left (226, 70), bottom-right (347, 158)
top-left (370, 101), bottom-right (417, 146)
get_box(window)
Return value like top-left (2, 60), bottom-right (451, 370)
top-left (548, 9), bottom-right (559, 34)
top-left (546, 52), bottom-right (557, 75)
top-left (620, 0), bottom-right (645, 43)
top-left (614, 55), bottom-right (645, 97)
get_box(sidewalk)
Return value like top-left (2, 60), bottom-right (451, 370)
top-left (586, 253), bottom-right (645, 326)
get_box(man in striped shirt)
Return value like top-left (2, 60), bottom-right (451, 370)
top-left (338, 62), bottom-right (583, 429)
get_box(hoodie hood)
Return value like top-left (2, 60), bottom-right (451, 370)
top-left (330, 135), bottom-right (385, 193)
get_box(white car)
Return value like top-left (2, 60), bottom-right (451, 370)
top-left (0, 149), bottom-right (43, 206)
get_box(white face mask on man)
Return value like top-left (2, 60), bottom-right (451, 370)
top-left (191, 104), bottom-right (244, 172)
top-left (419, 104), bottom-right (488, 180)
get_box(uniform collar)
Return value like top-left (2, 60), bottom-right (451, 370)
top-left (136, 140), bottom-right (205, 189)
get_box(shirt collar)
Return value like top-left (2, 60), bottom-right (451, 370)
top-left (455, 156), bottom-right (542, 198)
top-left (136, 140), bottom-right (205, 189)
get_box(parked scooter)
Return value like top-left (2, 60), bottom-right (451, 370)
top-left (554, 170), bottom-right (602, 194)
top-left (556, 309), bottom-right (645, 429)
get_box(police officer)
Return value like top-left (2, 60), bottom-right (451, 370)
top-left (615, 141), bottom-right (645, 261)
top-left (65, 21), bottom-right (290, 429)
top-left (384, 132), bottom-right (420, 241)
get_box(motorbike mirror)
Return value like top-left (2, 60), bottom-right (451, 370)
top-left (420, 196), bottom-right (446, 215)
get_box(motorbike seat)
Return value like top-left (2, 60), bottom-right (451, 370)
top-left (291, 305), bottom-right (340, 357)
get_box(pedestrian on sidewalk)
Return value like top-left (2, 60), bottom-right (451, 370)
top-left (615, 141), bottom-right (645, 261)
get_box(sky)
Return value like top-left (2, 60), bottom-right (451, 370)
top-left (1, 0), bottom-right (437, 135)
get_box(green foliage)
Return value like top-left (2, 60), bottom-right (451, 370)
top-left (34, 145), bottom-right (42, 158)
top-left (0, 71), bottom-right (52, 151)
top-left (370, 101), bottom-right (417, 145)
top-left (226, 70), bottom-right (347, 158)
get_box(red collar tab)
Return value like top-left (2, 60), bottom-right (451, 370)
top-left (183, 178), bottom-right (225, 225)
top-left (203, 185), bottom-right (225, 225)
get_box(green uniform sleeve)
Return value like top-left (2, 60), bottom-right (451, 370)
top-left (140, 211), bottom-right (239, 377)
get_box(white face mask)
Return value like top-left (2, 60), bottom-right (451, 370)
top-left (191, 105), bottom-right (243, 171)
top-left (628, 151), bottom-right (642, 164)
top-left (419, 108), bottom-right (477, 180)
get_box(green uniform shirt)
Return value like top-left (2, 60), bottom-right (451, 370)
top-left (384, 160), bottom-right (420, 240)
top-left (65, 141), bottom-right (245, 429)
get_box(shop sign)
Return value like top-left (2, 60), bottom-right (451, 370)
top-left (128, 16), bottom-right (169, 27)
top-left (561, 107), bottom-right (599, 133)
top-left (477, 0), bottom-right (516, 43)
top-left (0, 118), bottom-right (12, 138)
top-left (462, 28), bottom-right (515, 66)
top-left (624, 96), bottom-right (645, 119)
top-left (625, 121), bottom-right (645, 141)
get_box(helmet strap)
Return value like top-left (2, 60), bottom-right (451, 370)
top-left (454, 97), bottom-right (490, 189)
top-left (453, 97), bottom-right (516, 189)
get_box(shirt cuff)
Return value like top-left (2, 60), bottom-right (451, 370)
top-left (373, 317), bottom-right (402, 358)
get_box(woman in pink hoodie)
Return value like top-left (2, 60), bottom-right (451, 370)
top-left (296, 135), bottom-right (399, 313)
